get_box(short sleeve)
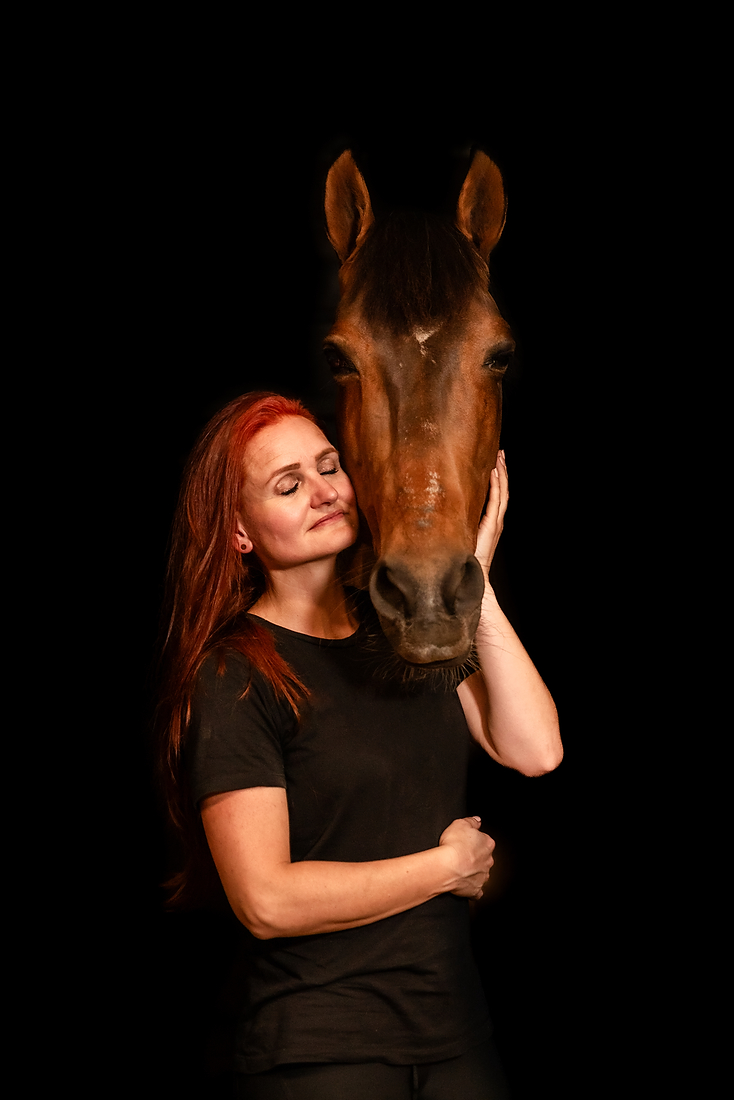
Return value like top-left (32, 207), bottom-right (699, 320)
top-left (186, 650), bottom-right (291, 807)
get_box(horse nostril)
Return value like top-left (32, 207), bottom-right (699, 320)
top-left (370, 561), bottom-right (410, 622)
top-left (370, 554), bottom-right (484, 625)
top-left (446, 555), bottom-right (485, 616)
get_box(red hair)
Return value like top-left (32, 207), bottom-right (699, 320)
top-left (157, 391), bottom-right (318, 907)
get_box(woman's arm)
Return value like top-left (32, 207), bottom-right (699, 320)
top-left (458, 452), bottom-right (563, 776)
top-left (201, 786), bottom-right (495, 939)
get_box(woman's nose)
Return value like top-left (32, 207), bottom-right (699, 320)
top-left (311, 475), bottom-right (338, 505)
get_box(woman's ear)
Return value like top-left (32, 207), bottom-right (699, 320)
top-left (234, 517), bottom-right (253, 554)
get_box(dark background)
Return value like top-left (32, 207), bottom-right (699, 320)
top-left (95, 74), bottom-right (667, 1097)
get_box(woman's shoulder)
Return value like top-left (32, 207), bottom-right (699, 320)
top-left (187, 646), bottom-right (290, 806)
top-left (193, 646), bottom-right (297, 738)
top-left (198, 645), bottom-right (250, 678)
top-left (195, 646), bottom-right (257, 703)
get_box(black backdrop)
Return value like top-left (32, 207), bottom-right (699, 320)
top-left (103, 86), bottom-right (646, 1097)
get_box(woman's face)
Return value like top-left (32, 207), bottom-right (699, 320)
top-left (238, 416), bottom-right (358, 572)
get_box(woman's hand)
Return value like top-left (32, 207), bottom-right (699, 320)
top-left (438, 816), bottom-right (495, 899)
top-left (475, 450), bottom-right (508, 579)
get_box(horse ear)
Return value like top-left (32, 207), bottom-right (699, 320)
top-left (455, 150), bottom-right (507, 261)
top-left (325, 151), bottom-right (375, 263)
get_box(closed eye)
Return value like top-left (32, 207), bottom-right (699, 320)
top-left (317, 448), bottom-right (341, 477)
top-left (278, 459), bottom-right (339, 494)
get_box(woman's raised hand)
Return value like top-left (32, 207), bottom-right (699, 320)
top-left (475, 450), bottom-right (509, 579)
top-left (438, 816), bottom-right (496, 899)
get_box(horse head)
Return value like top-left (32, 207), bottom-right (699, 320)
top-left (324, 150), bottom-right (513, 666)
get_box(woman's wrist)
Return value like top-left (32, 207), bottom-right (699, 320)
top-left (431, 842), bottom-right (463, 893)
top-left (476, 583), bottom-right (508, 638)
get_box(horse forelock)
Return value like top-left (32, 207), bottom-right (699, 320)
top-left (345, 211), bottom-right (488, 335)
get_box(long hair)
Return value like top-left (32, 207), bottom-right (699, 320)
top-left (156, 391), bottom-right (317, 907)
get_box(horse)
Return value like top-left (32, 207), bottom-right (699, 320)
top-left (323, 149), bottom-right (514, 666)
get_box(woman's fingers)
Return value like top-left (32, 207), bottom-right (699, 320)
top-left (475, 450), bottom-right (509, 571)
top-left (497, 449), bottom-right (509, 518)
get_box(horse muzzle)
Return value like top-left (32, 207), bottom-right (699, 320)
top-left (368, 552), bottom-right (485, 665)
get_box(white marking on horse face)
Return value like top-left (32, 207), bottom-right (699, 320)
top-left (395, 469), bottom-right (444, 528)
top-left (414, 470), bottom-right (443, 525)
top-left (421, 420), bottom-right (439, 437)
top-left (413, 324), bottom-right (441, 357)
top-left (426, 470), bottom-right (443, 498)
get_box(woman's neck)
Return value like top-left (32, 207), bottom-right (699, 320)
top-left (250, 562), bottom-right (357, 639)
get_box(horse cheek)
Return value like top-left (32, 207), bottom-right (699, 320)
top-left (472, 384), bottom-right (502, 527)
top-left (335, 383), bottom-right (377, 546)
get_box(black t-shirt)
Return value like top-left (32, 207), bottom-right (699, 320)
top-left (188, 613), bottom-right (491, 1072)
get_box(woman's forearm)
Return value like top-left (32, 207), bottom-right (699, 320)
top-left (458, 584), bottom-right (563, 776)
top-left (238, 848), bottom-right (458, 939)
top-left (461, 453), bottom-right (562, 775)
top-left (202, 789), bottom-right (494, 939)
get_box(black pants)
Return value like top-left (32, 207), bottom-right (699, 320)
top-left (234, 1037), bottom-right (510, 1099)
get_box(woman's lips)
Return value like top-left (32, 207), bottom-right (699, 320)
top-left (309, 509), bottom-right (345, 530)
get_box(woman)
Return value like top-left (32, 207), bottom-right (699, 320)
top-left (158, 391), bottom-right (562, 1099)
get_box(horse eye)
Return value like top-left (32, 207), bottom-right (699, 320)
top-left (324, 347), bottom-right (359, 380)
top-left (483, 353), bottom-right (512, 374)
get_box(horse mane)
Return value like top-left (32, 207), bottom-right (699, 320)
top-left (347, 210), bottom-right (489, 334)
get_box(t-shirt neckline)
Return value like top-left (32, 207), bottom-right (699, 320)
top-left (247, 612), bottom-right (363, 648)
